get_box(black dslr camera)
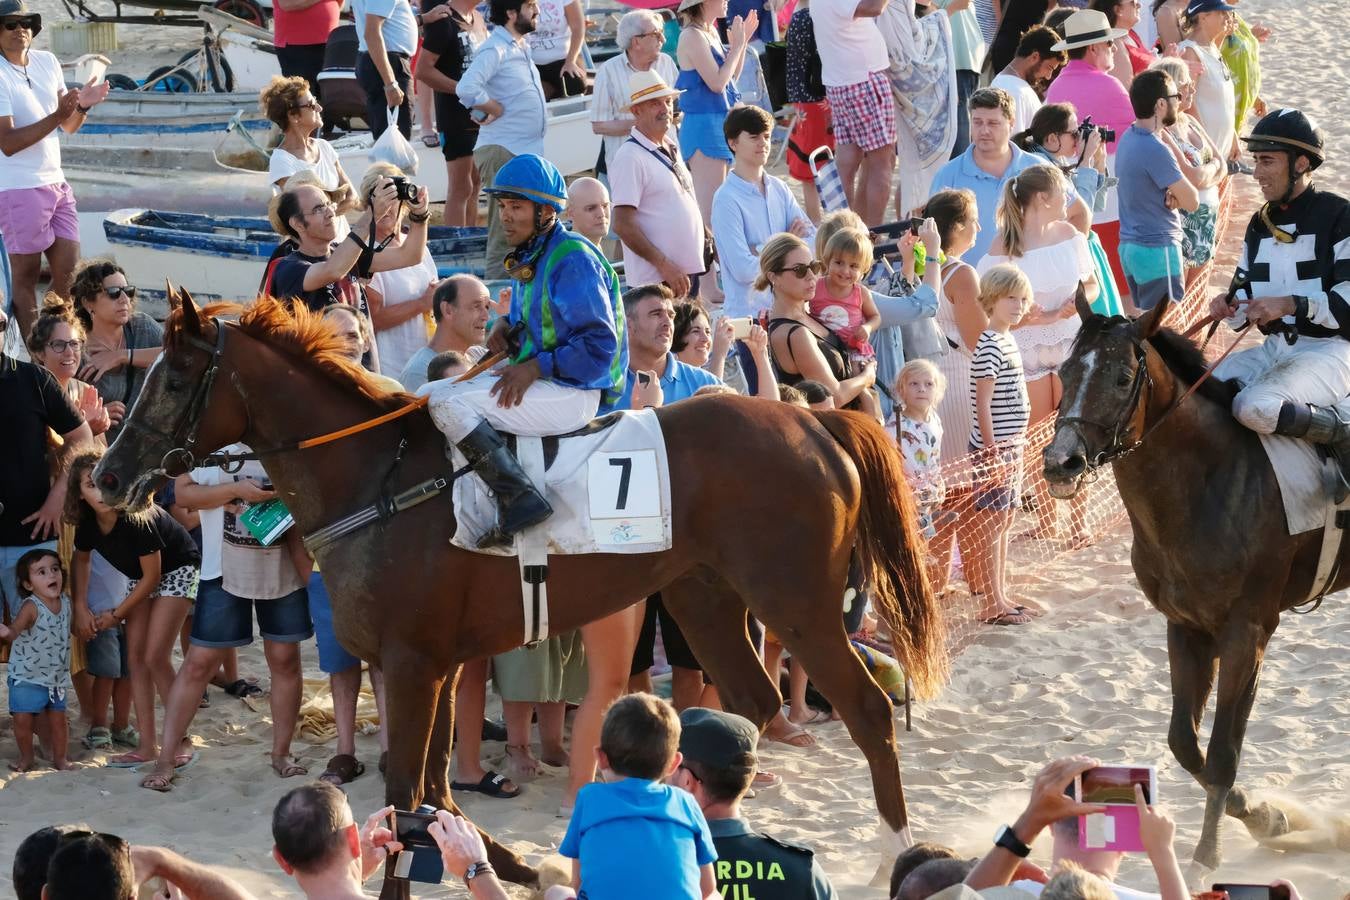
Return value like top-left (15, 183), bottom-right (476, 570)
top-left (1077, 116), bottom-right (1116, 145)
top-left (389, 176), bottom-right (421, 203)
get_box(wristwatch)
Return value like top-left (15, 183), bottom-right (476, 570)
top-left (993, 824), bottom-right (1031, 858)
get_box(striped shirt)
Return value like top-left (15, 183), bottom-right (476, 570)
top-left (969, 329), bottom-right (1030, 449)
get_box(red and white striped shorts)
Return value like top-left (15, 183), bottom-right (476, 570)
top-left (824, 71), bottom-right (897, 153)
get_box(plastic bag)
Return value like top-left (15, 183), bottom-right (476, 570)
top-left (369, 107), bottom-right (418, 174)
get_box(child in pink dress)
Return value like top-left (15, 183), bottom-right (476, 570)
top-left (809, 227), bottom-right (882, 368)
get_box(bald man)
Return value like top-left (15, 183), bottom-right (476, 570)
top-left (398, 273), bottom-right (492, 392)
top-left (565, 176), bottom-right (612, 249)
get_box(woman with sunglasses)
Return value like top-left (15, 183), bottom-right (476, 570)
top-left (259, 75), bottom-right (356, 241)
top-left (0, 0), bottom-right (110, 339)
top-left (71, 260), bottom-right (162, 442)
top-left (759, 232), bottom-right (876, 411)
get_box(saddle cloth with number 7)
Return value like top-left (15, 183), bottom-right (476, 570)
top-left (448, 409), bottom-right (673, 557)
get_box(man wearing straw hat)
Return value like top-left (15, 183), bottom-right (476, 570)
top-left (1045, 8), bottom-right (1135, 294)
top-left (610, 70), bottom-right (706, 299)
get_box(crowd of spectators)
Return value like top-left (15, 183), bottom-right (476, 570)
top-left (0, 0), bottom-right (1282, 894)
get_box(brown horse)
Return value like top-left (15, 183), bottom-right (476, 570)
top-left (94, 292), bottom-right (947, 895)
top-left (1042, 293), bottom-right (1334, 878)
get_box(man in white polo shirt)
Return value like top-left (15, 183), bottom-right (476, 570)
top-left (610, 71), bottom-right (705, 298)
top-left (809, 0), bottom-right (895, 226)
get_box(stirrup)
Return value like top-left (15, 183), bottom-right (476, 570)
top-left (1321, 457), bottom-right (1350, 505)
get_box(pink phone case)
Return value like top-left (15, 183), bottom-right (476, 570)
top-left (1079, 806), bottom-right (1145, 853)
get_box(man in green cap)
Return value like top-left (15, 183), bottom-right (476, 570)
top-left (671, 708), bottom-right (838, 900)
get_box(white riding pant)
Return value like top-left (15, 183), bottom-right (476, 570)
top-left (419, 373), bottom-right (601, 443)
top-left (1214, 335), bottom-right (1350, 434)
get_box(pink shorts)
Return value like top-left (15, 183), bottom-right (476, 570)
top-left (825, 72), bottom-right (897, 153)
top-left (0, 182), bottom-right (80, 255)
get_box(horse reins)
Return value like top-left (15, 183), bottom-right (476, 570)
top-left (144, 316), bottom-right (507, 475)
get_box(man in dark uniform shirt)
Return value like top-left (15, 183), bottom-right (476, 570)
top-left (671, 708), bottom-right (838, 900)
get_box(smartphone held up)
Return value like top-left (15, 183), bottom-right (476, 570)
top-left (1070, 765), bottom-right (1157, 853)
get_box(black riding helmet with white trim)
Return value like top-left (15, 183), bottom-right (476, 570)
top-left (1242, 108), bottom-right (1325, 208)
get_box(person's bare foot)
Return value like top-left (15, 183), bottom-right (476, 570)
top-left (504, 744), bottom-right (544, 781)
top-left (52, 759), bottom-right (74, 771)
top-left (1015, 597), bottom-right (1047, 617)
top-left (1068, 528), bottom-right (1096, 550)
top-left (9, 758), bottom-right (37, 773)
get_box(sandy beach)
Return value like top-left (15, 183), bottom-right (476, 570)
top-left (4, 0), bottom-right (1350, 896)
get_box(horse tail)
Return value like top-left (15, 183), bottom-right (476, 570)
top-left (813, 409), bottom-right (949, 700)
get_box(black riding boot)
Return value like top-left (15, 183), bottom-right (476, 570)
top-left (455, 421), bottom-right (553, 548)
top-left (1275, 401), bottom-right (1350, 499)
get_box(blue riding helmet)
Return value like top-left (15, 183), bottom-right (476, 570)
top-left (483, 154), bottom-right (568, 212)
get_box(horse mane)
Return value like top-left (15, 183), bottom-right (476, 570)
top-left (1147, 327), bottom-right (1240, 408)
top-left (164, 297), bottom-right (413, 409)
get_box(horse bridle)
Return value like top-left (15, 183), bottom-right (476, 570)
top-left (120, 317), bottom-right (232, 478)
top-left (1055, 330), bottom-right (1154, 472)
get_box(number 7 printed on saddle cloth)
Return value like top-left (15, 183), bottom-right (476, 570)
top-left (587, 450), bottom-right (665, 547)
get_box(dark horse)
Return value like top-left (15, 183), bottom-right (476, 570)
top-left (95, 293), bottom-right (947, 895)
top-left (1043, 292), bottom-right (1334, 877)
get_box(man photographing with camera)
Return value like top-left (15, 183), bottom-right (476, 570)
top-left (269, 175), bottom-right (431, 372)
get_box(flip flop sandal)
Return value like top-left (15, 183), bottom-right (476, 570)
top-left (83, 726), bottom-right (113, 750)
top-left (762, 723), bottom-right (817, 748)
top-left (320, 753), bottom-right (366, 785)
top-left (173, 751), bottom-right (200, 771)
top-left (111, 726), bottom-right (140, 748)
top-left (451, 770), bottom-right (522, 799)
top-left (982, 611), bottom-right (1031, 626)
top-left (421, 132), bottom-right (440, 147)
top-left (271, 755), bottom-right (308, 778)
top-left (199, 689), bottom-right (211, 708)
top-left (105, 751), bottom-right (154, 768)
top-left (140, 771), bottom-right (175, 792)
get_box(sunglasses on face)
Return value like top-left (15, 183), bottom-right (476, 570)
top-left (291, 99), bottom-right (321, 111)
top-left (103, 284), bottom-right (137, 300)
top-left (47, 338), bottom-right (85, 353)
top-left (3, 17), bottom-right (38, 30)
top-left (774, 260), bottom-right (825, 278)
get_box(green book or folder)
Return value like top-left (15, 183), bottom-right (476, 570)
top-left (239, 498), bottom-right (294, 547)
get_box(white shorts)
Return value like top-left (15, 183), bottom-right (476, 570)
top-left (420, 373), bottom-right (601, 442)
top-left (1215, 335), bottom-right (1350, 434)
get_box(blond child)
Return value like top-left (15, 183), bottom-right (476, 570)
top-left (1, 549), bottom-right (74, 771)
top-left (969, 264), bottom-right (1033, 627)
top-left (809, 227), bottom-right (882, 367)
top-left (895, 359), bottom-right (948, 539)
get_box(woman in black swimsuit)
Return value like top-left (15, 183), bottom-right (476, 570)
top-left (757, 233), bottom-right (878, 411)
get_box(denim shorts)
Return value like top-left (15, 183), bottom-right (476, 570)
top-left (8, 676), bottom-right (66, 714)
top-left (307, 571), bottom-right (360, 674)
top-left (189, 577), bottom-right (313, 648)
top-left (85, 627), bottom-right (129, 679)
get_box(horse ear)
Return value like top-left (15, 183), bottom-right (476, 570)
top-left (1133, 292), bottom-right (1174, 340)
top-left (175, 285), bottom-right (203, 334)
top-left (1073, 281), bottom-right (1095, 322)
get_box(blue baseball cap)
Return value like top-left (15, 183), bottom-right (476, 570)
top-left (1184, 0), bottom-right (1237, 14)
top-left (483, 154), bottom-right (567, 212)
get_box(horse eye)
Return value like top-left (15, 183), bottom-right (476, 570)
top-left (1116, 371), bottom-right (1132, 387)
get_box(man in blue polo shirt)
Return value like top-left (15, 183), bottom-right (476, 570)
top-left (619, 283), bottom-right (720, 708)
top-left (617, 283), bottom-right (721, 411)
top-left (925, 87), bottom-right (1040, 265)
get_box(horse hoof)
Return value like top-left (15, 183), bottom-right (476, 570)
top-left (1184, 859), bottom-right (1215, 892)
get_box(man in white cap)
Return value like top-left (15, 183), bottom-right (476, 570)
top-left (610, 71), bottom-right (706, 298)
top-left (1045, 8), bottom-right (1135, 295)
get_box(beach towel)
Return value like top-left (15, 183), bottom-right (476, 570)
top-left (876, 3), bottom-right (957, 211)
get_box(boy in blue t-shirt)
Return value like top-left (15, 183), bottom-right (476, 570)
top-left (559, 693), bottom-right (718, 899)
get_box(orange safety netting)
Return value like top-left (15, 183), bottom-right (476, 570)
top-left (926, 180), bottom-right (1238, 655)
